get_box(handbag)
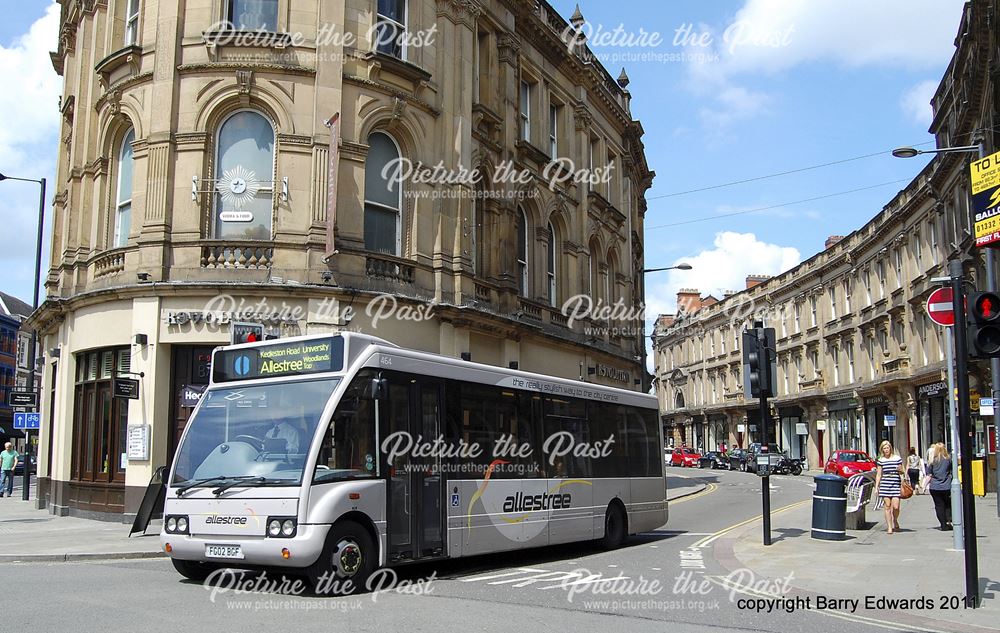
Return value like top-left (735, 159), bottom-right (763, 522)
top-left (900, 481), bottom-right (913, 499)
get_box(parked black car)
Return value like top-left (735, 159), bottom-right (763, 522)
top-left (697, 451), bottom-right (730, 470)
top-left (728, 448), bottom-right (750, 471)
top-left (745, 443), bottom-right (783, 474)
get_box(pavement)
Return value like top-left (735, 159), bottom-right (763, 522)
top-left (0, 497), bottom-right (163, 562)
top-left (0, 476), bottom-right (706, 563)
top-left (713, 486), bottom-right (1000, 631)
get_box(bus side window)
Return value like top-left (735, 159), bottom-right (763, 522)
top-left (314, 372), bottom-right (376, 482)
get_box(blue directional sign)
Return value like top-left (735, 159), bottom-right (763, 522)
top-left (13, 412), bottom-right (41, 430)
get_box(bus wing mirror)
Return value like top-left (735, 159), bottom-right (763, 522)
top-left (369, 377), bottom-right (389, 401)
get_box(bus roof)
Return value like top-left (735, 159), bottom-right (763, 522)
top-left (210, 332), bottom-right (654, 408)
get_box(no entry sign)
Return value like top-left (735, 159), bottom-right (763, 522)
top-left (926, 287), bottom-right (955, 327)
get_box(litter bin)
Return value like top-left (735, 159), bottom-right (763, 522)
top-left (811, 474), bottom-right (847, 541)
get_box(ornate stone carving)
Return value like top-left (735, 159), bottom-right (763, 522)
top-left (574, 103), bottom-right (593, 131)
top-left (236, 70), bottom-right (254, 96)
top-left (497, 33), bottom-right (520, 67)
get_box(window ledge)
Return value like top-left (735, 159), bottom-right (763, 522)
top-left (95, 45), bottom-right (142, 87)
top-left (202, 29), bottom-right (293, 49)
top-left (362, 51), bottom-right (432, 85)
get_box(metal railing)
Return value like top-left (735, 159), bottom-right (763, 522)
top-left (846, 471), bottom-right (876, 512)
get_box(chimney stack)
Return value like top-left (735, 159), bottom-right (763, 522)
top-left (677, 288), bottom-right (702, 314)
top-left (825, 235), bottom-right (845, 250)
top-left (745, 275), bottom-right (771, 289)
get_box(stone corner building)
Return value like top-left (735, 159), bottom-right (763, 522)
top-left (653, 0), bottom-right (998, 475)
top-left (29, 0), bottom-right (653, 520)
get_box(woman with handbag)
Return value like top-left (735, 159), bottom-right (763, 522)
top-left (874, 440), bottom-right (906, 534)
top-left (926, 442), bottom-right (953, 531)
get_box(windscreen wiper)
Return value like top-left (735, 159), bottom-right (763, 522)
top-left (176, 475), bottom-right (255, 497)
top-left (211, 476), bottom-right (285, 496)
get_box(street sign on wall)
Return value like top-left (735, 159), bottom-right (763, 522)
top-left (970, 149), bottom-right (1000, 247)
top-left (926, 287), bottom-right (955, 327)
top-left (7, 391), bottom-right (38, 408)
top-left (13, 412), bottom-right (40, 429)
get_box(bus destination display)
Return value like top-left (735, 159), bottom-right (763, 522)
top-left (213, 337), bottom-right (344, 382)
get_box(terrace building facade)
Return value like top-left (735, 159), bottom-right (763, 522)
top-left (654, 0), bottom-right (999, 477)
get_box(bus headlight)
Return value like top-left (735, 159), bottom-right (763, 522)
top-left (266, 516), bottom-right (296, 538)
top-left (165, 515), bottom-right (190, 534)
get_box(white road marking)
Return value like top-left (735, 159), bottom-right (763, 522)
top-left (458, 568), bottom-right (549, 582)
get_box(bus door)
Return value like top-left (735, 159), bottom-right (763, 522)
top-left (385, 377), bottom-right (445, 562)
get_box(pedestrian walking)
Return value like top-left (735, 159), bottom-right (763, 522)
top-left (874, 440), bottom-right (904, 534)
top-left (0, 442), bottom-right (19, 497)
top-left (905, 447), bottom-right (922, 492)
top-left (926, 442), bottom-right (953, 531)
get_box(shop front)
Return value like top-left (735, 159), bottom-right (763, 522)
top-left (917, 381), bottom-right (949, 455)
top-left (864, 395), bottom-right (892, 454)
top-left (777, 406), bottom-right (805, 460)
top-left (827, 396), bottom-right (862, 452)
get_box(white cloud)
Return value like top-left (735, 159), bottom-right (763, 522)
top-left (685, 0), bottom-right (965, 133)
top-left (642, 231), bottom-right (801, 375)
top-left (0, 2), bottom-right (60, 302)
top-left (900, 79), bottom-right (938, 127)
top-left (645, 232), bottom-right (802, 317)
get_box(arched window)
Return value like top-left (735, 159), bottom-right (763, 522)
top-left (516, 207), bottom-right (528, 296)
top-left (113, 129), bottom-right (135, 248)
top-left (606, 250), bottom-right (617, 305)
top-left (588, 240), bottom-right (601, 300)
top-left (214, 111), bottom-right (274, 240)
top-left (547, 222), bottom-right (556, 306)
top-left (364, 132), bottom-right (402, 255)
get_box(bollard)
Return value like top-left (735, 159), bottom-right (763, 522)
top-left (812, 474), bottom-right (848, 541)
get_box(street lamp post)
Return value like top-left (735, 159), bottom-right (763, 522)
top-left (641, 264), bottom-right (693, 392)
top-left (0, 173), bottom-right (46, 502)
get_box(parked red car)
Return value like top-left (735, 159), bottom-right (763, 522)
top-left (823, 450), bottom-right (877, 478)
top-left (670, 448), bottom-right (701, 467)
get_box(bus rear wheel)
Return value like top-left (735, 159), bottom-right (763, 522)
top-left (171, 558), bottom-right (219, 582)
top-left (306, 520), bottom-right (376, 595)
top-left (600, 504), bottom-right (627, 549)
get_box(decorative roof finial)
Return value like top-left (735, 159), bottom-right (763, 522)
top-left (617, 68), bottom-right (630, 89)
top-left (570, 4), bottom-right (585, 29)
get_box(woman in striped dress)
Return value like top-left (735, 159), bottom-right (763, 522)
top-left (875, 440), bottom-right (904, 534)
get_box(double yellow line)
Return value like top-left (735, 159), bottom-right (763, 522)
top-left (692, 499), bottom-right (811, 549)
top-left (669, 482), bottom-right (718, 505)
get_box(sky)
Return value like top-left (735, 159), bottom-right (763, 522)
top-left (0, 1), bottom-right (968, 373)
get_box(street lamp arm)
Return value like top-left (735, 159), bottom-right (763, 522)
top-left (0, 173), bottom-right (44, 184)
top-left (643, 264), bottom-right (693, 273)
top-left (891, 145), bottom-right (981, 158)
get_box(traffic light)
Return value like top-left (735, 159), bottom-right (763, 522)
top-left (742, 328), bottom-right (776, 398)
top-left (231, 322), bottom-right (264, 345)
top-left (968, 292), bottom-right (1000, 358)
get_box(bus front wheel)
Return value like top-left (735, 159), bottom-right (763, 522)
top-left (600, 504), bottom-right (627, 549)
top-left (306, 520), bottom-right (376, 595)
